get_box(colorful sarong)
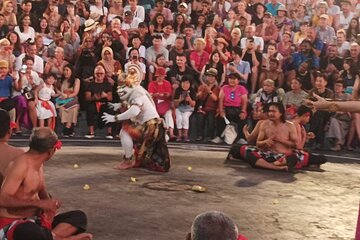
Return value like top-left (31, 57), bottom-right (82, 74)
top-left (122, 118), bottom-right (171, 172)
top-left (240, 145), bottom-right (309, 169)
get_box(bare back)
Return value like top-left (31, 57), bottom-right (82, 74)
top-left (0, 153), bottom-right (45, 219)
top-left (0, 144), bottom-right (24, 185)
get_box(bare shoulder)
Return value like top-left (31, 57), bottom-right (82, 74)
top-left (285, 121), bottom-right (297, 130)
top-left (260, 120), bottom-right (272, 128)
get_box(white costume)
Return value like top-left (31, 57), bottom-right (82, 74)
top-left (102, 65), bottom-right (171, 171)
top-left (36, 84), bottom-right (57, 120)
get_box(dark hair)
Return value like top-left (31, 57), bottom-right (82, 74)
top-left (208, 50), bottom-right (222, 69)
top-left (29, 127), bottom-right (58, 153)
top-left (128, 47), bottom-right (139, 56)
top-left (7, 31), bottom-right (22, 54)
top-left (38, 17), bottom-right (50, 34)
top-left (23, 55), bottom-right (34, 64)
top-left (44, 73), bottom-right (57, 81)
top-left (268, 102), bottom-right (286, 123)
top-left (152, 34), bottom-right (163, 41)
top-left (152, 13), bottom-right (165, 30)
top-left (334, 80), bottom-right (345, 86)
top-left (292, 77), bottom-right (302, 85)
top-left (155, 54), bottom-right (165, 63)
top-left (22, 0), bottom-right (32, 4)
top-left (0, 13), bottom-right (5, 18)
top-left (346, 17), bottom-right (360, 40)
top-left (342, 57), bottom-right (358, 78)
top-left (19, 14), bottom-right (31, 32)
top-left (173, 13), bottom-right (186, 33)
top-left (314, 71), bottom-right (328, 82)
top-left (232, 46), bottom-right (242, 55)
top-left (176, 53), bottom-right (187, 59)
top-left (61, 64), bottom-right (76, 89)
top-left (297, 105), bottom-right (312, 118)
top-left (0, 109), bottom-right (10, 139)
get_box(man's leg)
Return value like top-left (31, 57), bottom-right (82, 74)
top-left (254, 158), bottom-right (288, 171)
top-left (52, 211), bottom-right (87, 237)
top-left (115, 129), bottom-right (137, 169)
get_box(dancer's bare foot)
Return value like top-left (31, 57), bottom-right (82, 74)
top-left (114, 160), bottom-right (136, 170)
top-left (57, 233), bottom-right (93, 240)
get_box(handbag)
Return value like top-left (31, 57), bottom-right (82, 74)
top-left (221, 117), bottom-right (238, 145)
top-left (55, 97), bottom-right (79, 110)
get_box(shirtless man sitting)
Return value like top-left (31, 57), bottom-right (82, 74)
top-left (0, 127), bottom-right (92, 240)
top-left (0, 109), bottom-right (24, 184)
top-left (239, 102), bottom-right (302, 171)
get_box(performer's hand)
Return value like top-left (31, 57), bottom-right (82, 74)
top-left (38, 199), bottom-right (59, 212)
top-left (108, 102), bottom-right (121, 111)
top-left (305, 94), bottom-right (329, 110)
top-left (101, 112), bottom-right (116, 124)
top-left (307, 132), bottom-right (316, 139)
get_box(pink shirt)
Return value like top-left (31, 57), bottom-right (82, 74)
top-left (222, 85), bottom-right (248, 107)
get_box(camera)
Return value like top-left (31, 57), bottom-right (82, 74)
top-left (132, 55), bottom-right (138, 60)
top-left (214, 39), bottom-right (218, 46)
top-left (20, 65), bottom-right (27, 74)
top-left (229, 62), bottom-right (234, 67)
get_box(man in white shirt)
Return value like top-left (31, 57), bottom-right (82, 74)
top-left (240, 25), bottom-right (264, 52)
top-left (121, 10), bottom-right (142, 33)
top-left (123, 0), bottom-right (145, 21)
top-left (161, 23), bottom-right (177, 49)
top-left (15, 42), bottom-right (44, 76)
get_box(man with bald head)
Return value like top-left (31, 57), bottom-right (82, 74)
top-left (0, 127), bottom-right (92, 240)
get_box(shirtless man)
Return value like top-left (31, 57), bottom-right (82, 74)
top-left (0, 110), bottom-right (24, 184)
top-left (239, 102), bottom-right (300, 171)
top-left (0, 127), bottom-right (92, 240)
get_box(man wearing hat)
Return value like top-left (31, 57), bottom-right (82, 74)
top-left (334, 0), bottom-right (356, 30)
top-left (194, 68), bottom-right (220, 142)
top-left (148, 67), bottom-right (175, 139)
top-left (315, 14), bottom-right (335, 44)
top-left (0, 60), bottom-right (15, 122)
top-left (123, 0), bottom-right (145, 21)
top-left (265, 0), bottom-right (284, 16)
top-left (122, 10), bottom-right (142, 33)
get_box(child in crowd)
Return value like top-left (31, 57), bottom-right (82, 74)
top-left (326, 81), bottom-right (351, 151)
top-left (35, 73), bottom-right (57, 129)
top-left (253, 79), bottom-right (283, 108)
top-left (174, 77), bottom-right (196, 142)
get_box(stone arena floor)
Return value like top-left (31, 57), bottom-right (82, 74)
top-left (21, 142), bottom-right (359, 240)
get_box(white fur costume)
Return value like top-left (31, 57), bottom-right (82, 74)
top-left (102, 65), bottom-right (170, 171)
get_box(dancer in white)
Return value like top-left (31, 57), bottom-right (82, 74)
top-left (102, 65), bottom-right (171, 172)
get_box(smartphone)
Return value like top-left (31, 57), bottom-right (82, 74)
top-left (20, 65), bottom-right (27, 74)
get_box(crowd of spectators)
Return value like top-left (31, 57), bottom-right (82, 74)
top-left (0, 0), bottom-right (359, 151)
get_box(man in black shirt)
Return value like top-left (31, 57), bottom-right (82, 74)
top-left (168, 54), bottom-right (196, 91)
top-left (319, 44), bottom-right (343, 89)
